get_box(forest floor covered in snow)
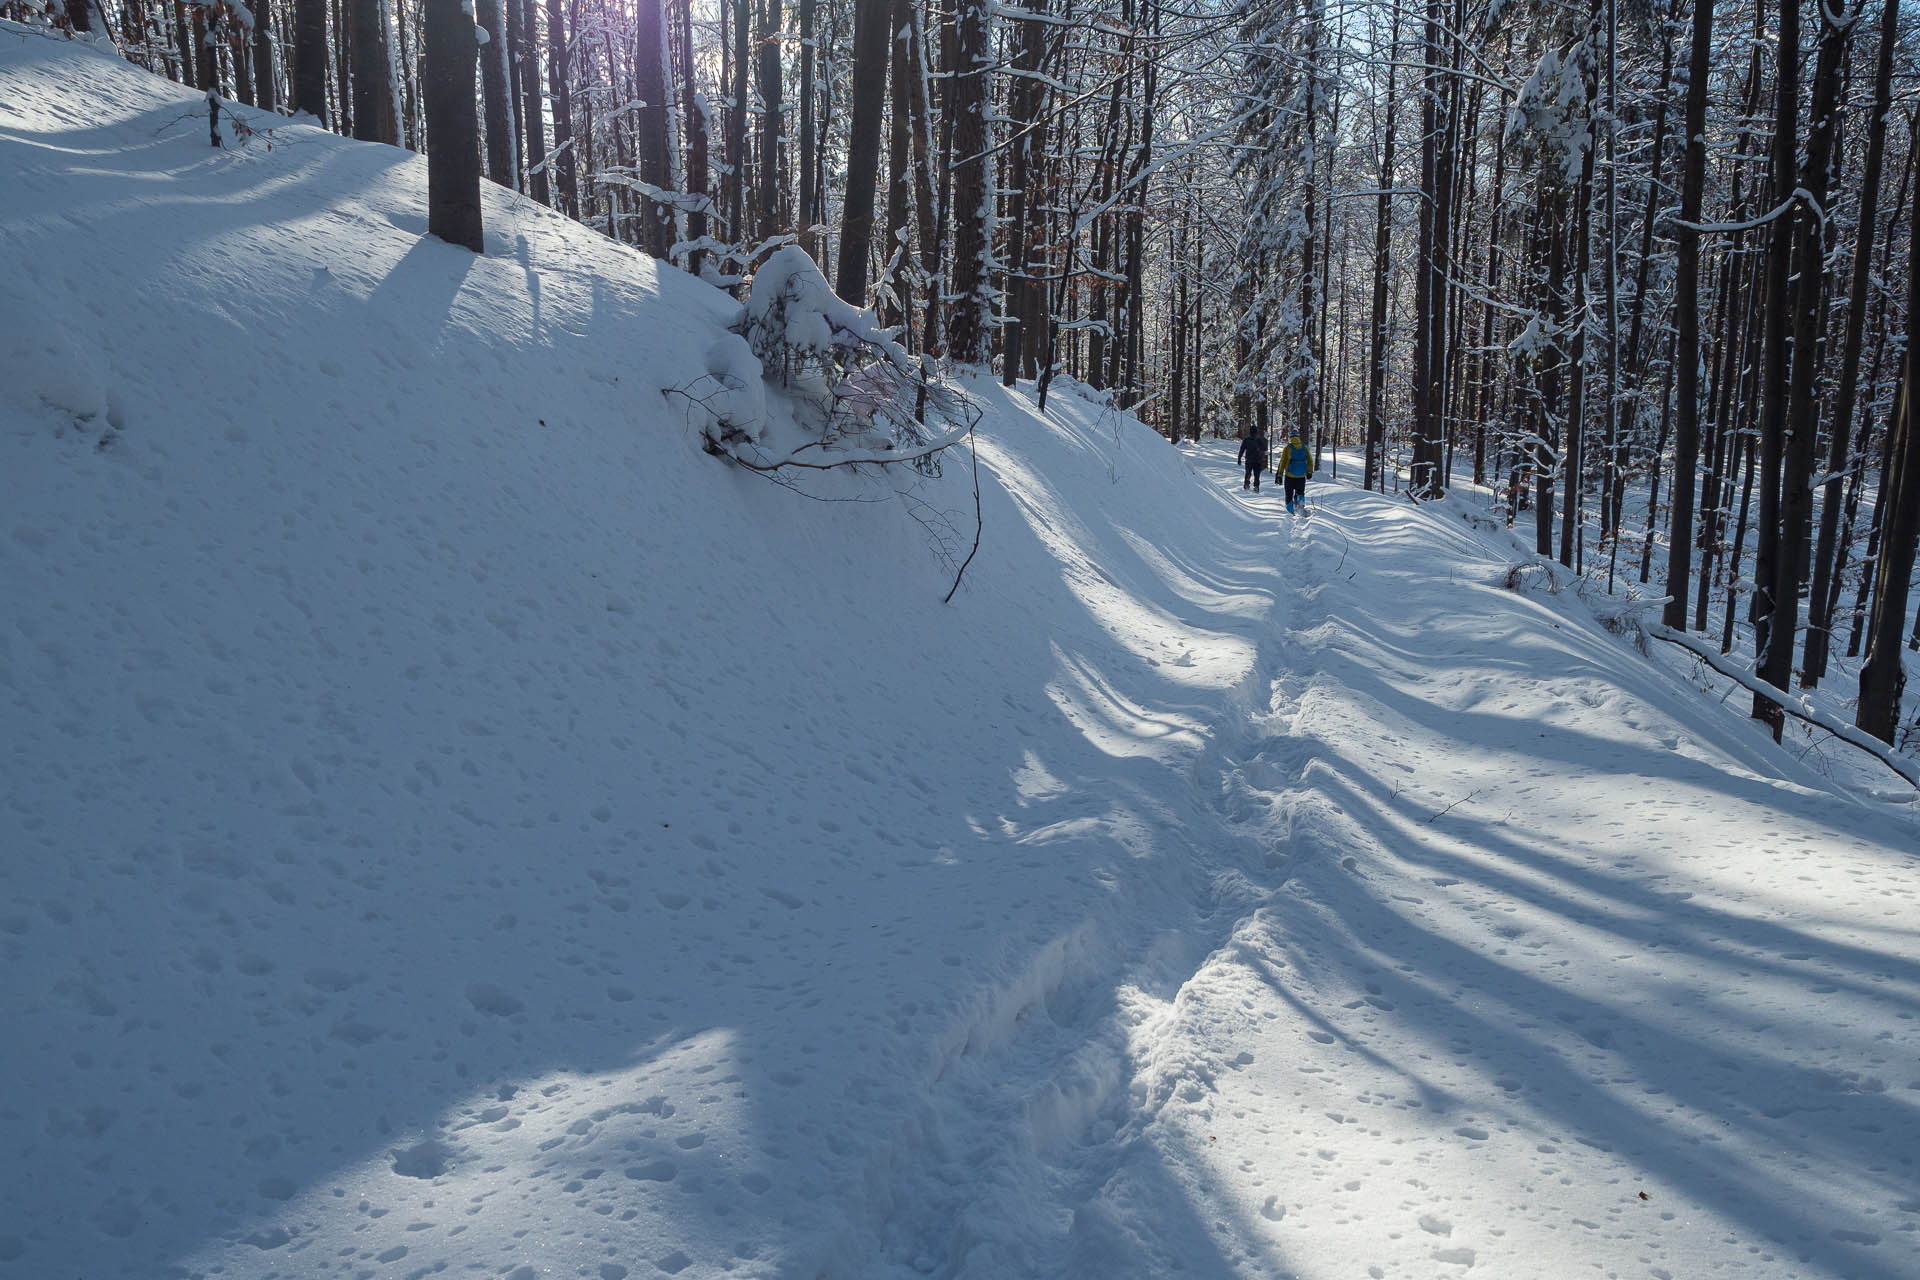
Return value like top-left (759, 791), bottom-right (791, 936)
top-left (4, 27), bottom-right (1919, 1280)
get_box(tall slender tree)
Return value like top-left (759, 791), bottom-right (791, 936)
top-left (1663, 0), bottom-right (1714, 631)
top-left (835, 0), bottom-right (892, 301)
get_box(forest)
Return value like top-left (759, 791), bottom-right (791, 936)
top-left (14, 0), bottom-right (1920, 748)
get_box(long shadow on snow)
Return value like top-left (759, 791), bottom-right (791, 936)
top-left (1257, 487), bottom-right (1917, 1277)
top-left (1261, 811), bottom-right (1918, 1280)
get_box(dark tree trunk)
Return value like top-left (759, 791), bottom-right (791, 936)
top-left (756, 0), bottom-right (783, 242)
top-left (1724, 430), bottom-right (1758, 652)
top-left (1410, 0), bottom-right (1452, 498)
top-left (911, 0), bottom-right (944, 352)
top-left (1805, 0), bottom-right (1898, 683)
top-left (944, 0), bottom-right (990, 363)
top-left (1762, 4), bottom-right (1845, 698)
top-left (350, 0), bottom-right (396, 143)
top-left (192, 5), bottom-right (218, 91)
top-left (518, 0), bottom-right (548, 204)
top-left (230, 17), bottom-right (256, 106)
top-left (476, 0), bottom-right (515, 185)
top-left (1364, 13), bottom-right (1397, 492)
top-left (334, 0), bottom-right (353, 134)
top-left (999, 0), bottom-right (1049, 384)
top-left (293, 0), bottom-right (328, 120)
top-left (546, 0), bottom-right (576, 218)
top-left (835, 0), bottom-right (892, 302)
top-left (636, 0), bottom-right (672, 257)
top-left (728, 0), bottom-right (749, 254)
top-left (881, 0), bottom-right (915, 328)
top-left (1663, 0), bottom-right (1714, 630)
top-left (679, 0), bottom-right (708, 274)
top-left (425, 0), bottom-right (484, 251)
top-left (1749, 0), bottom-right (1801, 735)
top-left (1535, 188), bottom-right (1569, 557)
top-left (796, 0), bottom-right (818, 257)
top-left (1856, 120), bottom-right (1920, 740)
top-left (1560, 138), bottom-right (1594, 571)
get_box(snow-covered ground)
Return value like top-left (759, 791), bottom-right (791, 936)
top-left (3, 29), bottom-right (1917, 1280)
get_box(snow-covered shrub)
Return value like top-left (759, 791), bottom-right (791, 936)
top-left (687, 245), bottom-right (974, 477)
top-left (738, 246), bottom-right (871, 388)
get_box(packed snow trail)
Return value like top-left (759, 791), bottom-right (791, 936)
top-left (1036, 456), bottom-right (1920, 1279)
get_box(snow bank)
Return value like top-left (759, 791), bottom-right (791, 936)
top-left (0, 29), bottom-right (1247, 1280)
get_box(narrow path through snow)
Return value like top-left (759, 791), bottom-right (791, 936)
top-left (858, 453), bottom-right (1920, 1280)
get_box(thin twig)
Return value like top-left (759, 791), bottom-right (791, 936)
top-left (944, 423), bottom-right (984, 605)
top-left (1426, 789), bottom-right (1481, 823)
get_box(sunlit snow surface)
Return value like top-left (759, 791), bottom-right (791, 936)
top-left (3, 27), bottom-right (1918, 1280)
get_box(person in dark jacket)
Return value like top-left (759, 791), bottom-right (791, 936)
top-left (1237, 429), bottom-right (1270, 491)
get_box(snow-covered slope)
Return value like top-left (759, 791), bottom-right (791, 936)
top-left (4, 29), bottom-right (1918, 1280)
top-left (0, 30), bottom-right (1272, 1279)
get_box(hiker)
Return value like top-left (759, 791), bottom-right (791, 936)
top-left (1237, 428), bottom-right (1269, 491)
top-left (1276, 431), bottom-right (1315, 513)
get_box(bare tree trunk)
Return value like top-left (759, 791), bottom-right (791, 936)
top-left (1722, 430), bottom-right (1757, 652)
top-left (335, 0), bottom-right (354, 133)
top-left (679, 0), bottom-right (708, 273)
top-left (251, 0), bottom-right (276, 110)
top-left (1560, 133), bottom-right (1594, 571)
top-left (475, 0), bottom-right (514, 184)
top-left (1749, 0), bottom-right (1801, 735)
top-left (1805, 0), bottom-right (1897, 683)
top-left (1535, 188), bottom-right (1568, 557)
top-left (1364, 10), bottom-right (1397, 492)
top-left (1857, 113), bottom-right (1920, 740)
top-left (880, 0), bottom-right (915, 329)
top-left (796, 0), bottom-right (817, 256)
top-left (1761, 3), bottom-right (1845, 699)
top-left (425, 0), bottom-right (484, 251)
top-left (910, 0), bottom-right (944, 352)
top-left (350, 0), bottom-right (396, 142)
top-left (727, 0), bottom-right (750, 255)
top-left (293, 0), bottom-right (328, 120)
top-left (999, 0), bottom-right (1049, 384)
top-left (835, 0), bottom-right (891, 300)
top-left (756, 0), bottom-right (783, 243)
top-left (636, 0), bottom-right (671, 256)
top-left (516, 0), bottom-right (548, 203)
top-left (1663, 0), bottom-right (1714, 629)
top-left (191, 4), bottom-right (218, 90)
top-left (945, 0), bottom-right (991, 363)
top-left (546, 0), bottom-right (576, 218)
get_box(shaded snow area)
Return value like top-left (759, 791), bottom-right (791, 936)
top-left (4, 30), bottom-right (1918, 1280)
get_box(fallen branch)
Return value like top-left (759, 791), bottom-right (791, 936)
top-left (1647, 623), bottom-right (1920, 790)
top-left (943, 422), bottom-right (983, 605)
top-left (714, 423), bottom-right (972, 472)
top-left (1426, 789), bottom-right (1481, 823)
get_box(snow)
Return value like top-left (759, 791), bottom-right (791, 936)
top-left (739, 242), bottom-right (876, 370)
top-left (3, 28), bottom-right (1918, 1280)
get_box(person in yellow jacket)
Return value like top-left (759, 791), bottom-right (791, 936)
top-left (1276, 431), bottom-right (1316, 513)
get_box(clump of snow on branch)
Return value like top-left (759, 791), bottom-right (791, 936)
top-left (740, 245), bottom-right (875, 383)
top-left (1505, 36), bottom-right (1596, 186)
top-left (685, 245), bottom-right (974, 476)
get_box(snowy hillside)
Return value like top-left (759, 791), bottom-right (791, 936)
top-left (4, 29), bottom-right (1919, 1280)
